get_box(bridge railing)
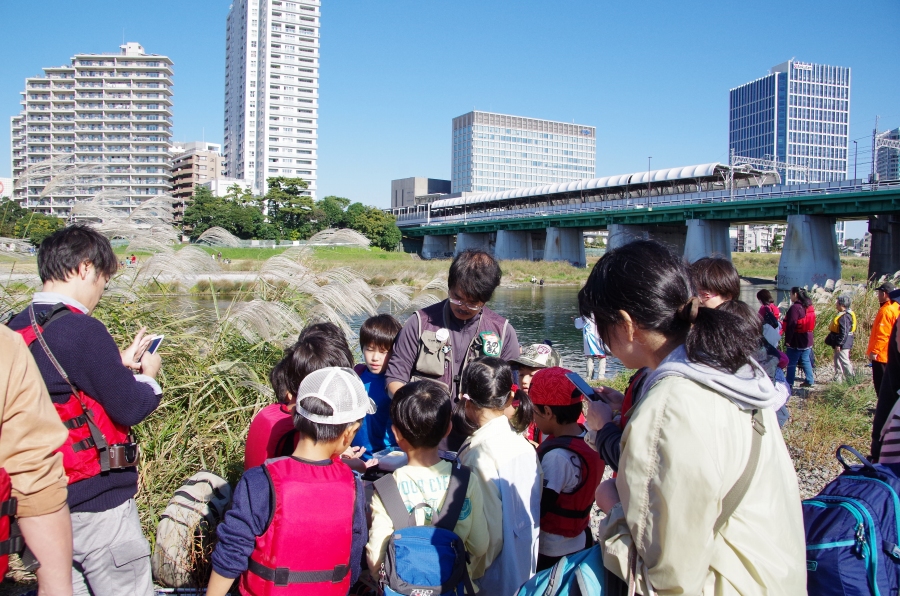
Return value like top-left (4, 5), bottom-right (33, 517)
top-left (396, 179), bottom-right (899, 228)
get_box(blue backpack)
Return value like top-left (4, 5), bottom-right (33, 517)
top-left (516, 545), bottom-right (612, 596)
top-left (373, 460), bottom-right (475, 596)
top-left (803, 445), bottom-right (900, 595)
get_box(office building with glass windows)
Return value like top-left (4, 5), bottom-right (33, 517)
top-left (10, 43), bottom-right (173, 216)
top-left (729, 60), bottom-right (850, 185)
top-left (451, 111), bottom-right (596, 193)
top-left (223, 0), bottom-right (319, 198)
top-left (877, 128), bottom-right (900, 182)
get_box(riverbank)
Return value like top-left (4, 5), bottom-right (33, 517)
top-left (1, 248), bottom-right (871, 290)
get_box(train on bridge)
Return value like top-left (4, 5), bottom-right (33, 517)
top-left (391, 162), bottom-right (900, 290)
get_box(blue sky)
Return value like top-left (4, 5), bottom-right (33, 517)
top-left (2, 0), bottom-right (898, 238)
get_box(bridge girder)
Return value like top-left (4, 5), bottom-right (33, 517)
top-left (401, 187), bottom-right (900, 238)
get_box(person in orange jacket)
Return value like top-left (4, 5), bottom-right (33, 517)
top-left (868, 282), bottom-right (900, 394)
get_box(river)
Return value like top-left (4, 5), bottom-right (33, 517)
top-left (369, 280), bottom-right (776, 381)
top-left (191, 280), bottom-right (775, 381)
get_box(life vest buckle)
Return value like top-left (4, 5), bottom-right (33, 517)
top-left (0, 498), bottom-right (17, 518)
top-left (274, 567), bottom-right (290, 587)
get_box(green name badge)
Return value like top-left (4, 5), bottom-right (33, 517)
top-left (480, 331), bottom-right (502, 357)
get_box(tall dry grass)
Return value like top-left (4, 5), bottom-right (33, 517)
top-left (0, 247), bottom-right (439, 545)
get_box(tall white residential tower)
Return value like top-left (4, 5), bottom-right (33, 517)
top-left (223, 0), bottom-right (319, 198)
top-left (10, 43), bottom-right (173, 216)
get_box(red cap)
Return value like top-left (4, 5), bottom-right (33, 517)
top-left (530, 367), bottom-right (583, 406)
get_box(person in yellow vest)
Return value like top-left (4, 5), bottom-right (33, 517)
top-left (825, 295), bottom-right (856, 383)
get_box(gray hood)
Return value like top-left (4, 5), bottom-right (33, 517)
top-left (638, 345), bottom-right (784, 411)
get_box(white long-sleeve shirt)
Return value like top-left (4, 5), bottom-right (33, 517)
top-left (458, 415), bottom-right (542, 594)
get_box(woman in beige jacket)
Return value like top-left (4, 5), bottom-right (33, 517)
top-left (577, 240), bottom-right (806, 595)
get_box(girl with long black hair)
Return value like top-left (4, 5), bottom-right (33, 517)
top-left (579, 240), bottom-right (805, 595)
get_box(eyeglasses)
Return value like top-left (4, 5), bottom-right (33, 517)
top-left (448, 295), bottom-right (483, 312)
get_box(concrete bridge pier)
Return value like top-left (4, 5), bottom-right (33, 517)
top-left (776, 214), bottom-right (841, 290)
top-left (868, 215), bottom-right (900, 281)
top-left (422, 234), bottom-right (453, 259)
top-left (455, 232), bottom-right (493, 255)
top-left (684, 220), bottom-right (732, 263)
top-left (607, 224), bottom-right (688, 254)
top-left (495, 229), bottom-right (533, 261)
top-left (544, 227), bottom-right (586, 267)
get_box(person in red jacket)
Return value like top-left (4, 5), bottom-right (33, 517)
top-left (243, 323), bottom-right (354, 470)
top-left (783, 287), bottom-right (816, 388)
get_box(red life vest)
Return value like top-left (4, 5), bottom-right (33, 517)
top-left (796, 305), bottom-right (817, 334)
top-left (241, 457), bottom-right (356, 596)
top-left (244, 403), bottom-right (297, 471)
top-left (14, 305), bottom-right (134, 485)
top-left (536, 432), bottom-right (605, 537)
top-left (0, 469), bottom-right (20, 576)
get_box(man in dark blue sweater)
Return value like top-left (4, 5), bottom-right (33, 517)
top-left (8, 225), bottom-right (162, 596)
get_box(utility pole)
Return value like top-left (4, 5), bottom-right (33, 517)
top-left (647, 157), bottom-right (652, 198)
top-left (871, 115), bottom-right (880, 183)
top-left (853, 140), bottom-right (858, 181)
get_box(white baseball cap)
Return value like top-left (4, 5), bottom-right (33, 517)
top-left (295, 367), bottom-right (376, 425)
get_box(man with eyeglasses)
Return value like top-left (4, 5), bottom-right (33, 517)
top-left (386, 249), bottom-right (520, 448)
top-left (7, 225), bottom-right (162, 596)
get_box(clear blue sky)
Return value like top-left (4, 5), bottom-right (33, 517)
top-left (2, 0), bottom-right (898, 238)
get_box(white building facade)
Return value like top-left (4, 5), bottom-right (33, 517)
top-left (223, 0), bottom-right (319, 198)
top-left (10, 43), bottom-right (172, 216)
top-left (451, 111), bottom-right (596, 193)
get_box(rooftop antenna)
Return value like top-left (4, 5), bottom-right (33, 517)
top-left (122, 29), bottom-right (125, 45)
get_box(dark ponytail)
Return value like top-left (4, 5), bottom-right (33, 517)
top-left (578, 240), bottom-right (758, 374)
top-left (457, 357), bottom-right (532, 432)
top-left (509, 389), bottom-right (534, 433)
top-left (791, 286), bottom-right (813, 308)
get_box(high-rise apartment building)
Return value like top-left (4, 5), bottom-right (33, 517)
top-left (223, 0), bottom-right (319, 198)
top-left (10, 43), bottom-right (173, 216)
top-left (451, 111), bottom-right (596, 194)
top-left (729, 60), bottom-right (850, 185)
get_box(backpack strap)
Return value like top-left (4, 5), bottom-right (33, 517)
top-left (431, 461), bottom-right (471, 531)
top-left (373, 474), bottom-right (415, 530)
top-left (713, 409), bottom-right (765, 534)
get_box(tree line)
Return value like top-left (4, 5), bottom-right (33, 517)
top-left (183, 177), bottom-right (402, 250)
top-left (0, 176), bottom-right (403, 251)
top-left (0, 199), bottom-right (65, 246)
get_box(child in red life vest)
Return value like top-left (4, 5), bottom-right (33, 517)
top-left (529, 367), bottom-right (605, 571)
top-left (208, 367), bottom-right (373, 596)
top-left (366, 380), bottom-right (489, 580)
top-left (243, 323), bottom-right (354, 470)
top-left (351, 314), bottom-right (402, 464)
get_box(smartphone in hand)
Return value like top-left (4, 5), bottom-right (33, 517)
top-left (565, 371), bottom-right (601, 401)
top-left (146, 335), bottom-right (164, 354)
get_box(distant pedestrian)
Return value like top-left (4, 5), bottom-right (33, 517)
top-left (784, 287), bottom-right (816, 388)
top-left (574, 315), bottom-right (606, 380)
top-left (757, 289), bottom-right (783, 348)
top-left (825, 295), bottom-right (855, 383)
top-left (867, 282), bottom-right (899, 394)
top-left (130, 254), bottom-right (136, 266)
